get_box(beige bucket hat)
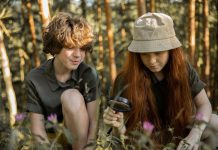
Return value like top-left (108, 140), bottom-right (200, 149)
top-left (128, 13), bottom-right (181, 53)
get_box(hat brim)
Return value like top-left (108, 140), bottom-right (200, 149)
top-left (128, 36), bottom-right (181, 53)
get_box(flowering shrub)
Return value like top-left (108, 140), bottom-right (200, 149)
top-left (0, 111), bottom-right (217, 150)
top-left (195, 112), bottom-right (204, 121)
top-left (0, 112), bottom-right (73, 150)
top-left (90, 113), bottom-right (218, 150)
top-left (87, 121), bottom-right (155, 150)
top-left (143, 121), bottom-right (154, 135)
top-left (15, 113), bottom-right (27, 121)
top-left (47, 113), bottom-right (58, 124)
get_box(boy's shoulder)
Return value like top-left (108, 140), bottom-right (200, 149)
top-left (26, 59), bottom-right (52, 81)
top-left (79, 62), bottom-right (98, 77)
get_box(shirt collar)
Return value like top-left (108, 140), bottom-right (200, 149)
top-left (44, 58), bottom-right (83, 91)
top-left (71, 68), bottom-right (77, 81)
top-left (144, 69), bottom-right (162, 84)
top-left (44, 58), bottom-right (59, 91)
top-left (71, 61), bottom-right (87, 82)
top-left (150, 73), bottom-right (159, 84)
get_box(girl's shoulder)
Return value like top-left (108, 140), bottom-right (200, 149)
top-left (186, 62), bottom-right (201, 83)
top-left (186, 62), bottom-right (206, 98)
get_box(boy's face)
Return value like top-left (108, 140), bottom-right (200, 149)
top-left (56, 47), bottom-right (86, 71)
top-left (140, 51), bottom-right (169, 73)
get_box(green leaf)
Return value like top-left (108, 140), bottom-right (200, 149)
top-left (62, 128), bottom-right (73, 145)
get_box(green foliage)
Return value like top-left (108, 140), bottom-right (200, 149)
top-left (0, 113), bottom-right (73, 150)
top-left (92, 125), bottom-right (216, 150)
top-left (0, 0), bottom-right (218, 149)
top-left (0, 0), bottom-right (217, 102)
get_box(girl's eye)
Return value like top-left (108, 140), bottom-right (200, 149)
top-left (141, 53), bottom-right (148, 56)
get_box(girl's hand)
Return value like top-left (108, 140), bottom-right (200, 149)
top-left (176, 128), bottom-right (202, 150)
top-left (103, 107), bottom-right (126, 134)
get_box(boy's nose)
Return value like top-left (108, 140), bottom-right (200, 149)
top-left (73, 48), bottom-right (81, 57)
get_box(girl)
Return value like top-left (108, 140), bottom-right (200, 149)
top-left (103, 13), bottom-right (218, 149)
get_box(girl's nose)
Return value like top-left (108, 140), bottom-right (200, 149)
top-left (148, 54), bottom-right (156, 64)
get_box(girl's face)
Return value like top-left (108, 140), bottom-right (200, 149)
top-left (56, 47), bottom-right (86, 71)
top-left (140, 51), bottom-right (169, 73)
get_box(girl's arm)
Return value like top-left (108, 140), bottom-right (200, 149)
top-left (177, 89), bottom-right (212, 150)
top-left (103, 107), bottom-right (126, 135)
top-left (192, 89), bottom-right (212, 131)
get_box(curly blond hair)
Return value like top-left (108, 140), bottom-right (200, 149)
top-left (43, 12), bottom-right (94, 55)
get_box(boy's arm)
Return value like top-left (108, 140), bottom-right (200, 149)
top-left (86, 100), bottom-right (98, 144)
top-left (29, 113), bottom-right (49, 143)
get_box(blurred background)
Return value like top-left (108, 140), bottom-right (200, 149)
top-left (0, 0), bottom-right (217, 128)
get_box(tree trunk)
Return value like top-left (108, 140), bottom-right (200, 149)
top-left (38, 0), bottom-right (52, 59)
top-left (188, 0), bottom-right (196, 66)
top-left (104, 0), bottom-right (117, 82)
top-left (80, 0), bottom-right (92, 64)
top-left (38, 0), bottom-right (50, 32)
top-left (137, 0), bottom-right (146, 17)
top-left (150, 0), bottom-right (155, 13)
top-left (19, 48), bottom-right (29, 82)
top-left (215, 41), bottom-right (218, 110)
top-left (81, 0), bottom-right (87, 17)
top-left (21, 0), bottom-right (28, 55)
top-left (121, 0), bottom-right (126, 44)
top-left (0, 27), bottom-right (17, 127)
top-left (97, 0), bottom-right (104, 84)
top-left (19, 49), bottom-right (25, 82)
top-left (202, 0), bottom-right (210, 96)
top-left (26, 1), bottom-right (40, 67)
top-left (213, 13), bottom-right (218, 110)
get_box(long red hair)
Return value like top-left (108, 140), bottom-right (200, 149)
top-left (112, 47), bottom-right (194, 144)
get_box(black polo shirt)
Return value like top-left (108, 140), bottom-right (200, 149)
top-left (150, 63), bottom-right (205, 119)
top-left (112, 63), bottom-right (205, 119)
top-left (25, 58), bottom-right (100, 121)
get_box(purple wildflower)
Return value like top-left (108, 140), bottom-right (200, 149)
top-left (143, 121), bottom-right (154, 134)
top-left (47, 113), bottom-right (57, 123)
top-left (195, 112), bottom-right (203, 121)
top-left (15, 113), bottom-right (26, 122)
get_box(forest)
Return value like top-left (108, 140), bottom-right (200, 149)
top-left (0, 0), bottom-right (217, 149)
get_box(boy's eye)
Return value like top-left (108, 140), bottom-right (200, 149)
top-left (64, 47), bottom-right (74, 51)
top-left (80, 43), bottom-right (93, 51)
